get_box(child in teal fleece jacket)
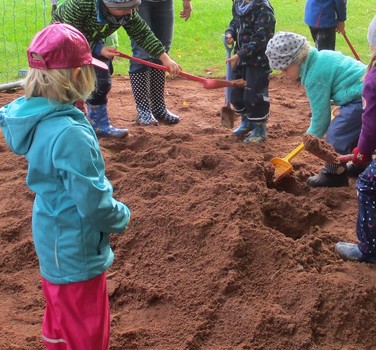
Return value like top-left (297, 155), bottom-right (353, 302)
top-left (266, 31), bottom-right (366, 188)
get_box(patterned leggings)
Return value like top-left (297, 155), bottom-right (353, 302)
top-left (357, 160), bottom-right (376, 257)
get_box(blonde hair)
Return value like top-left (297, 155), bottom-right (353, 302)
top-left (23, 65), bottom-right (96, 104)
top-left (293, 43), bottom-right (311, 66)
top-left (367, 52), bottom-right (376, 73)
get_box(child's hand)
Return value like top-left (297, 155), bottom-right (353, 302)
top-left (225, 35), bottom-right (234, 45)
top-left (159, 53), bottom-right (181, 77)
top-left (101, 46), bottom-right (118, 60)
top-left (226, 54), bottom-right (240, 69)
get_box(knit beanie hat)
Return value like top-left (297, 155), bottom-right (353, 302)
top-left (368, 15), bottom-right (376, 49)
top-left (265, 31), bottom-right (308, 70)
top-left (103, 0), bottom-right (141, 9)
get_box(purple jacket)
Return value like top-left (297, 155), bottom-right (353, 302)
top-left (358, 66), bottom-right (376, 156)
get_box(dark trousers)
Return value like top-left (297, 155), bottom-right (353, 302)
top-left (309, 27), bottom-right (336, 51)
top-left (230, 65), bottom-right (271, 121)
top-left (326, 99), bottom-right (363, 155)
top-left (86, 56), bottom-right (113, 105)
top-left (357, 160), bottom-right (376, 257)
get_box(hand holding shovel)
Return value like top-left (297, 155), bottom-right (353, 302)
top-left (113, 50), bottom-right (246, 90)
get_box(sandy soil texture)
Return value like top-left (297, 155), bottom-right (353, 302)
top-left (1, 74), bottom-right (376, 350)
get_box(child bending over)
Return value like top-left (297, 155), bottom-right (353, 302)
top-left (266, 31), bottom-right (366, 187)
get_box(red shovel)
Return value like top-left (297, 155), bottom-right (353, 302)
top-left (342, 32), bottom-right (361, 61)
top-left (113, 50), bottom-right (245, 90)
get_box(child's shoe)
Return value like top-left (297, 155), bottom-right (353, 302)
top-left (335, 242), bottom-right (376, 264)
top-left (243, 122), bottom-right (266, 143)
top-left (346, 162), bottom-right (368, 178)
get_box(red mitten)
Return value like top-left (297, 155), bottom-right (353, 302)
top-left (352, 147), bottom-right (372, 165)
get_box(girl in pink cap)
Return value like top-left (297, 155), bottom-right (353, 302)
top-left (0, 23), bottom-right (131, 349)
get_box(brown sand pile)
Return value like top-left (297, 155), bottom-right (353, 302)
top-left (1, 75), bottom-right (376, 350)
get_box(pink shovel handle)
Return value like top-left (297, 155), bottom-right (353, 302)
top-left (113, 50), bottom-right (207, 84)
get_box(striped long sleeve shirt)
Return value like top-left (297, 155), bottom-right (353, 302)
top-left (52, 0), bottom-right (165, 58)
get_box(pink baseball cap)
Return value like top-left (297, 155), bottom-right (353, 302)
top-left (27, 23), bottom-right (108, 70)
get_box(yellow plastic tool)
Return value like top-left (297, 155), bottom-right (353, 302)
top-left (271, 143), bottom-right (305, 182)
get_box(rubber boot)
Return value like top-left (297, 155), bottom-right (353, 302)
top-left (346, 162), bottom-right (368, 178)
top-left (243, 122), bottom-right (267, 143)
top-left (129, 71), bottom-right (159, 126)
top-left (232, 113), bottom-right (254, 138)
top-left (86, 103), bottom-right (128, 138)
top-left (307, 163), bottom-right (348, 188)
top-left (150, 68), bottom-right (180, 124)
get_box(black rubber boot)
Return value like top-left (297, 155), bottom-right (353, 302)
top-left (129, 71), bottom-right (159, 126)
top-left (150, 68), bottom-right (180, 124)
top-left (346, 163), bottom-right (368, 178)
top-left (307, 163), bottom-right (348, 188)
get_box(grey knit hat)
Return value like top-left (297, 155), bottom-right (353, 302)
top-left (266, 31), bottom-right (308, 70)
top-left (103, 0), bottom-right (141, 9)
top-left (368, 15), bottom-right (376, 49)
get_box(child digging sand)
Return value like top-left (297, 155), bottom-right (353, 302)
top-left (266, 31), bottom-right (366, 187)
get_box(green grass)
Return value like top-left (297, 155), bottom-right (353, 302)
top-left (0, 0), bottom-right (375, 84)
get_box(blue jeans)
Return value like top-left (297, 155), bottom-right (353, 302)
top-left (129, 0), bottom-right (174, 74)
top-left (326, 99), bottom-right (363, 155)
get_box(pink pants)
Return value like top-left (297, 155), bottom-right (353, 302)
top-left (41, 272), bottom-right (110, 350)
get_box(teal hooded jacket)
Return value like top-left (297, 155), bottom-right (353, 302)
top-left (300, 48), bottom-right (366, 138)
top-left (0, 97), bottom-right (130, 284)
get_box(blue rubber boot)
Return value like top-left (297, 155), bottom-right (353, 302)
top-left (232, 113), bottom-right (254, 138)
top-left (243, 122), bottom-right (267, 143)
top-left (86, 103), bottom-right (128, 138)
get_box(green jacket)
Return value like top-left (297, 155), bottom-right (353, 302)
top-left (300, 48), bottom-right (366, 138)
top-left (52, 0), bottom-right (165, 57)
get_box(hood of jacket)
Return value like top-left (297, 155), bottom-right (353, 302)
top-left (0, 96), bottom-right (83, 155)
top-left (234, 0), bottom-right (273, 16)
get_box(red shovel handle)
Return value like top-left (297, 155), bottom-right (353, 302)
top-left (113, 50), bottom-right (237, 89)
top-left (342, 32), bottom-right (361, 61)
top-left (113, 50), bottom-right (207, 84)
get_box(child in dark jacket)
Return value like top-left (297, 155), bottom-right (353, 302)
top-left (0, 23), bottom-right (131, 348)
top-left (225, 0), bottom-right (275, 143)
top-left (335, 16), bottom-right (376, 264)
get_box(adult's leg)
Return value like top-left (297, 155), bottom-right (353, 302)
top-left (129, 1), bottom-right (177, 124)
